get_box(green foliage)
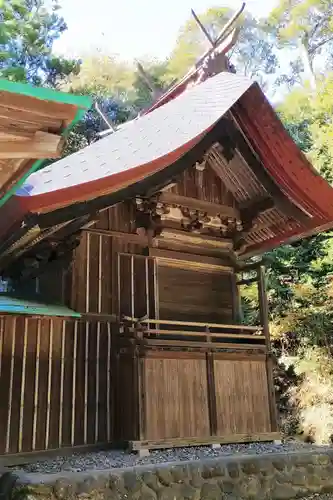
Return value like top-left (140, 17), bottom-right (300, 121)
top-left (63, 95), bottom-right (134, 156)
top-left (0, 0), bottom-right (80, 86)
top-left (68, 54), bottom-right (136, 100)
top-left (132, 58), bottom-right (169, 111)
top-left (165, 7), bottom-right (278, 87)
top-left (68, 54), bottom-right (168, 113)
top-left (64, 54), bottom-right (170, 153)
top-left (289, 346), bottom-right (333, 443)
top-left (268, 0), bottom-right (333, 85)
top-left (278, 74), bottom-right (333, 182)
top-left (269, 0), bottom-right (333, 54)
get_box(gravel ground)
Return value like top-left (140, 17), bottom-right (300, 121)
top-left (13, 441), bottom-right (322, 474)
top-left (298, 496), bottom-right (333, 499)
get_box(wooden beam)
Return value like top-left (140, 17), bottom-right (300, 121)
top-left (0, 107), bottom-right (63, 130)
top-left (149, 248), bottom-right (232, 268)
top-left (122, 316), bottom-right (263, 332)
top-left (191, 9), bottom-right (215, 46)
top-left (0, 124), bottom-right (35, 141)
top-left (221, 118), bottom-right (311, 225)
top-left (155, 239), bottom-right (234, 259)
top-left (0, 91), bottom-right (78, 121)
top-left (142, 338), bottom-right (267, 350)
top-left (157, 228), bottom-right (234, 250)
top-left (129, 432), bottom-right (281, 451)
top-left (159, 192), bottom-right (240, 219)
top-left (237, 276), bottom-right (258, 286)
top-left (84, 228), bottom-right (148, 245)
top-left (235, 259), bottom-right (266, 272)
top-left (240, 197), bottom-right (275, 225)
top-left (0, 131), bottom-right (63, 159)
top-left (133, 329), bottom-right (265, 341)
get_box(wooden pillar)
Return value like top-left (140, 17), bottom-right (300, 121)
top-left (134, 327), bottom-right (146, 442)
top-left (206, 352), bottom-right (217, 437)
top-left (257, 265), bottom-right (278, 432)
top-left (258, 265), bottom-right (270, 350)
top-left (230, 273), bottom-right (241, 323)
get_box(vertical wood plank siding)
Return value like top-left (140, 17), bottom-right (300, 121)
top-left (214, 356), bottom-right (271, 434)
top-left (143, 352), bottom-right (210, 440)
top-left (0, 184), bottom-right (277, 456)
top-left (0, 316), bottom-right (112, 455)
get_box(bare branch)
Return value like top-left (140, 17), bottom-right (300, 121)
top-left (310, 35), bottom-right (333, 55)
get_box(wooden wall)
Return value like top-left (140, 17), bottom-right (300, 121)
top-left (33, 164), bottom-right (239, 319)
top-left (143, 352), bottom-right (210, 440)
top-left (70, 203), bottom-right (145, 316)
top-left (156, 259), bottom-right (234, 323)
top-left (214, 355), bottom-right (271, 435)
top-left (166, 163), bottom-right (236, 206)
top-left (0, 164), bottom-right (279, 456)
top-left (0, 315), bottom-right (113, 456)
top-left (113, 348), bottom-right (274, 444)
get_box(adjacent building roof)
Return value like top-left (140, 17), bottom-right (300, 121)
top-left (0, 79), bottom-right (92, 208)
top-left (0, 295), bottom-right (81, 317)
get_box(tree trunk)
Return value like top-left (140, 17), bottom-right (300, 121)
top-left (299, 38), bottom-right (316, 90)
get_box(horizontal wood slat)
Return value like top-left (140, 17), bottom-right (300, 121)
top-left (142, 339), bottom-right (266, 350)
top-left (0, 131), bottom-right (63, 159)
top-left (130, 432), bottom-right (281, 450)
top-left (122, 316), bottom-right (262, 332)
top-left (130, 329), bottom-right (265, 341)
top-left (159, 193), bottom-right (240, 219)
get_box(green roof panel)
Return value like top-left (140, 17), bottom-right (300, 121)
top-left (0, 295), bottom-right (81, 318)
top-left (0, 79), bottom-right (92, 208)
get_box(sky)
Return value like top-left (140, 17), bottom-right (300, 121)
top-left (54, 0), bottom-right (278, 61)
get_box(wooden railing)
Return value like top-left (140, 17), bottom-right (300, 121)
top-left (121, 315), bottom-right (266, 350)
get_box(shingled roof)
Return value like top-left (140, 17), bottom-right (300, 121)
top-left (1, 71), bottom-right (333, 266)
top-left (16, 73), bottom-right (253, 211)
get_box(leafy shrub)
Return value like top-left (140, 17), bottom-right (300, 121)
top-left (289, 347), bottom-right (333, 444)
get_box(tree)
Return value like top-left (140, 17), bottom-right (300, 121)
top-left (268, 0), bottom-right (333, 88)
top-left (69, 53), bottom-right (169, 113)
top-left (132, 58), bottom-right (169, 111)
top-left (165, 7), bottom-right (278, 88)
top-left (63, 93), bottom-right (135, 156)
top-left (278, 75), bottom-right (333, 183)
top-left (0, 0), bottom-right (79, 86)
top-left (68, 54), bottom-right (135, 101)
top-left (64, 54), bottom-right (153, 155)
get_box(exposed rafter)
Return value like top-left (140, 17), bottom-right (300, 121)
top-left (219, 118), bottom-right (311, 226)
top-left (0, 131), bottom-right (63, 159)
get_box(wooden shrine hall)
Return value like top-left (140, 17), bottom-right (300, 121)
top-left (2, 67), bottom-right (333, 461)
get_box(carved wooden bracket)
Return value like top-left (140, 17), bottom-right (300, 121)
top-left (135, 195), bottom-right (243, 239)
top-left (134, 197), bottom-right (162, 238)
